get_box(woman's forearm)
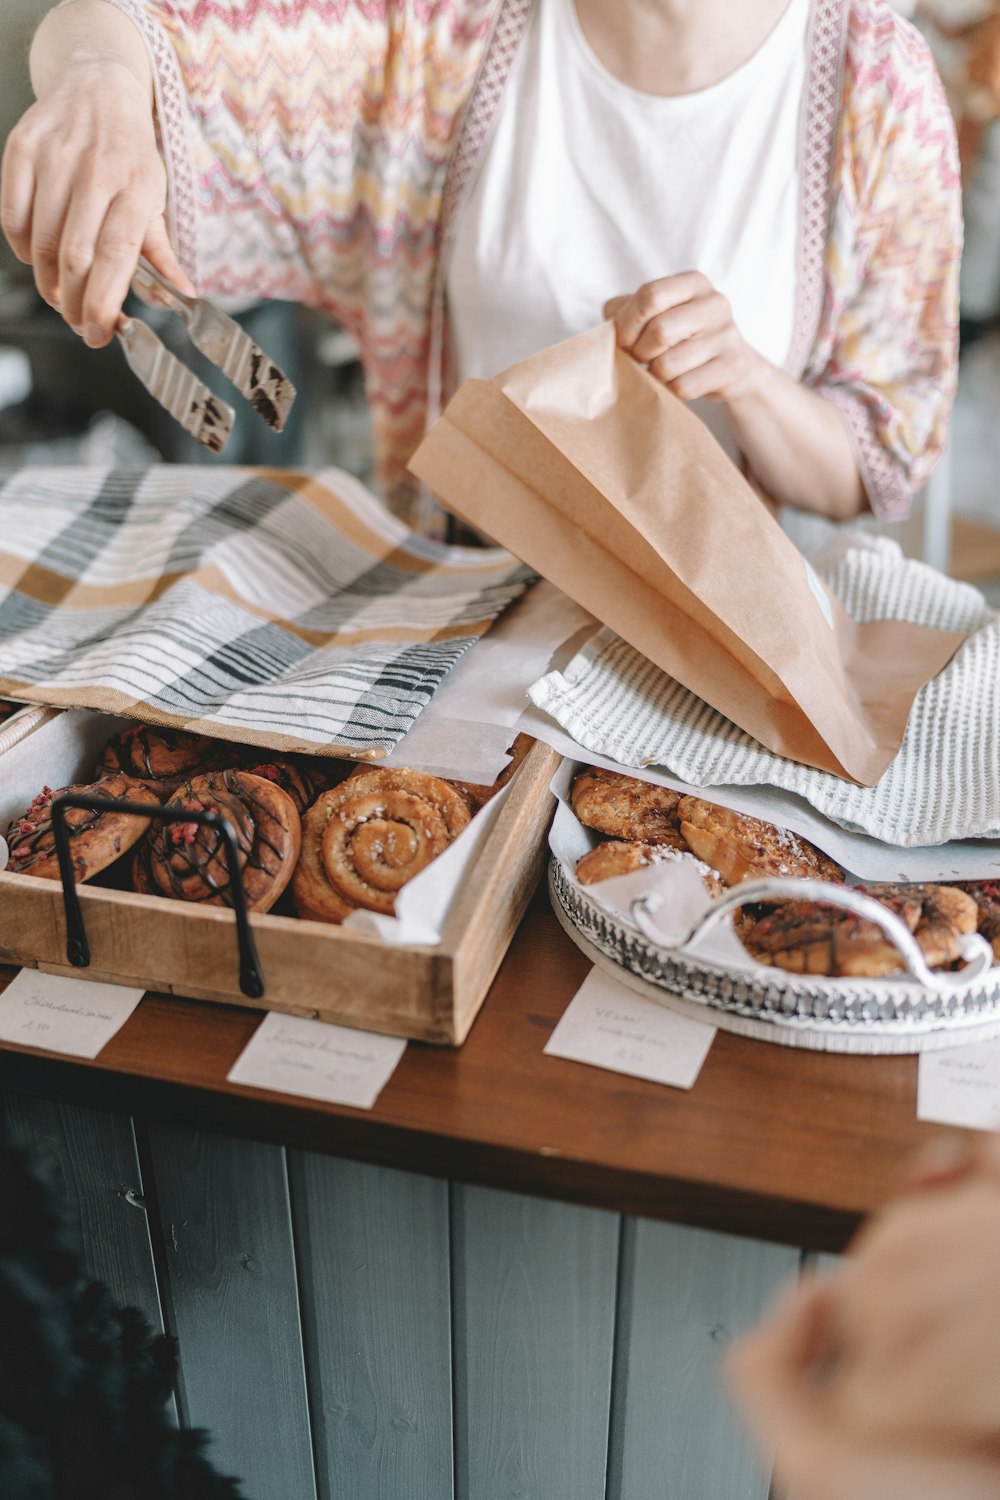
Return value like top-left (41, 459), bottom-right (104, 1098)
top-left (725, 355), bottom-right (869, 521)
top-left (30, 0), bottom-right (151, 100)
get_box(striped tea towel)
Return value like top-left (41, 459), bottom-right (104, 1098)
top-left (0, 466), bottom-right (532, 757)
top-left (529, 536), bottom-right (1000, 847)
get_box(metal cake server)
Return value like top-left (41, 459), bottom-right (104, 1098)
top-left (116, 256), bottom-right (298, 453)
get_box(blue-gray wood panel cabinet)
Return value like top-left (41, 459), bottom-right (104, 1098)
top-left (2, 1097), bottom-right (804, 1500)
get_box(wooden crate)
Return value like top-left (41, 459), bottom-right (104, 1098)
top-left (0, 720), bottom-right (560, 1045)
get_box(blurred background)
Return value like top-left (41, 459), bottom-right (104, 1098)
top-left (2, 0), bottom-right (1000, 590)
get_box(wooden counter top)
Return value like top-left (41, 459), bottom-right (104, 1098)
top-left (0, 884), bottom-right (950, 1254)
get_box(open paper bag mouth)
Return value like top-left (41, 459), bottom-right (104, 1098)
top-left (410, 322), bottom-right (964, 786)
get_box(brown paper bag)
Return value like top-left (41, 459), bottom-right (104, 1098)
top-left (409, 322), bottom-right (964, 784)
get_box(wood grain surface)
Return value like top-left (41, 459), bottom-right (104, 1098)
top-left (144, 1124), bottom-right (317, 1500)
top-left (287, 1154), bottom-right (454, 1500)
top-left (0, 886), bottom-right (954, 1254)
top-left (451, 1185), bottom-right (618, 1500)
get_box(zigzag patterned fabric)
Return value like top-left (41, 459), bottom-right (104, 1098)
top-left (103, 0), bottom-right (960, 524)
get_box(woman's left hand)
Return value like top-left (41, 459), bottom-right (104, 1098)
top-left (604, 272), bottom-right (762, 404)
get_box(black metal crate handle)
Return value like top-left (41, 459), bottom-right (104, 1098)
top-left (51, 791), bottom-right (266, 1000)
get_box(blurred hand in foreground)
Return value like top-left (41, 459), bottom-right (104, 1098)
top-left (726, 1134), bottom-right (1000, 1500)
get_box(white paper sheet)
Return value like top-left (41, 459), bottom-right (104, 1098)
top-left (545, 967), bottom-right (716, 1089)
top-left (382, 579), bottom-right (595, 784)
top-left (227, 1011), bottom-right (406, 1109)
top-left (918, 1039), bottom-right (1000, 1131)
top-left (0, 970), bottom-right (144, 1058)
top-left (521, 703), bottom-right (1000, 883)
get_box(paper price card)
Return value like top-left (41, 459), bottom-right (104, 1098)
top-left (0, 970), bottom-right (144, 1058)
top-left (918, 1037), bottom-right (1000, 1132)
top-left (545, 967), bottom-right (716, 1090)
top-left (227, 1012), bottom-right (406, 1110)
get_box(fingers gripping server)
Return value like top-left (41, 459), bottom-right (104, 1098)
top-left (115, 257), bottom-right (297, 454)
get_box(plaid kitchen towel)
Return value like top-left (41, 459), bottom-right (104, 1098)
top-left (0, 466), bottom-right (532, 757)
top-left (529, 536), bottom-right (1000, 848)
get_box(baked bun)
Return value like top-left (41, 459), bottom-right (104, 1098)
top-left (677, 797), bottom-right (844, 887)
top-left (241, 755), bottom-right (345, 815)
top-left (953, 881), bottom-right (1000, 962)
top-left (293, 767), bottom-right (471, 923)
top-left (576, 840), bottom-right (724, 897)
top-left (741, 882), bottom-right (977, 977)
top-left (571, 766), bottom-right (685, 847)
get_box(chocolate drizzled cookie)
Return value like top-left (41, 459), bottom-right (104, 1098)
top-left (98, 725), bottom-right (230, 797)
top-left (241, 755), bottom-right (345, 816)
top-left (5, 775), bottom-right (160, 882)
top-left (133, 770), bottom-right (301, 913)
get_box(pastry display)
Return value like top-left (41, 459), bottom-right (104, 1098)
top-left (98, 724), bottom-right (230, 796)
top-left (740, 884), bottom-right (978, 978)
top-left (5, 775), bottom-right (160, 882)
top-left (576, 839), bottom-right (724, 897)
top-left (294, 767), bottom-right (472, 922)
top-left (7, 719), bottom-right (535, 923)
top-left (571, 766), bottom-right (686, 847)
top-left (133, 770), bottom-right (301, 913)
top-left (566, 764), bottom-right (991, 979)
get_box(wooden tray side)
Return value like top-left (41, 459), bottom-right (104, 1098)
top-left (441, 740), bottom-right (561, 1044)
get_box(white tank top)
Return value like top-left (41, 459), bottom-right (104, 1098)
top-left (447, 0), bottom-right (808, 459)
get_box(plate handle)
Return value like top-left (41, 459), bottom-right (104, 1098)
top-left (630, 877), bottom-right (994, 992)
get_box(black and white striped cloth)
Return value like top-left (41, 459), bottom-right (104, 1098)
top-left (0, 467), bottom-right (532, 757)
top-left (530, 536), bottom-right (1000, 848)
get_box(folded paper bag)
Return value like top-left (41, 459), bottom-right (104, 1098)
top-left (409, 322), bottom-right (964, 784)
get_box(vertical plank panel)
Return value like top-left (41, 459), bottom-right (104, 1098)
top-left (607, 1218), bottom-right (799, 1500)
top-left (1, 1092), bottom-right (166, 1339)
top-left (451, 1183), bottom-right (619, 1500)
top-left (288, 1154), bottom-right (454, 1500)
top-left (145, 1123), bottom-right (317, 1500)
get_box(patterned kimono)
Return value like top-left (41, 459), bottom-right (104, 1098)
top-left (103, 0), bottom-right (961, 521)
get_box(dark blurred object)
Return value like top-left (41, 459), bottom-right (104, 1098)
top-left (0, 1119), bottom-right (246, 1499)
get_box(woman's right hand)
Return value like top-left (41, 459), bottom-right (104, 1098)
top-left (1, 55), bottom-right (193, 347)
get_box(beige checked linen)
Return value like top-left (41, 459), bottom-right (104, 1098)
top-left (0, 466), bottom-right (531, 757)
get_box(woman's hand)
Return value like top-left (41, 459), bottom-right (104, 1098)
top-left (725, 1137), bottom-right (1000, 1500)
top-left (0, 1), bottom-right (193, 347)
top-left (604, 272), bottom-right (762, 404)
top-left (604, 269), bottom-right (866, 518)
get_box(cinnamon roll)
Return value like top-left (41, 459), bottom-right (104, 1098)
top-left (294, 767), bottom-right (471, 923)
